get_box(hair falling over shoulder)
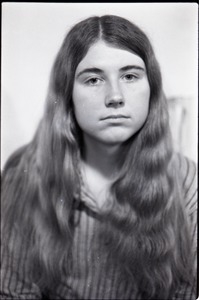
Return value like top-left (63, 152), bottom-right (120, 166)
top-left (99, 93), bottom-right (194, 299)
top-left (1, 15), bottom-right (195, 298)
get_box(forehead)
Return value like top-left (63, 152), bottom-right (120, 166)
top-left (76, 40), bottom-right (146, 72)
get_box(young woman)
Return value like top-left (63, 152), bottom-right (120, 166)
top-left (1, 15), bottom-right (197, 300)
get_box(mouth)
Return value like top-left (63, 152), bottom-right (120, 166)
top-left (101, 114), bottom-right (130, 120)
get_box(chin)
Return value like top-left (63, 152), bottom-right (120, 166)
top-left (100, 134), bottom-right (135, 146)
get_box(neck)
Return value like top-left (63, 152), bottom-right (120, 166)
top-left (82, 135), bottom-right (124, 180)
top-left (80, 135), bottom-right (127, 206)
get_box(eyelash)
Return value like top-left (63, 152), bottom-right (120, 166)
top-left (122, 73), bottom-right (138, 81)
top-left (85, 77), bottom-right (103, 85)
top-left (84, 73), bottom-right (139, 86)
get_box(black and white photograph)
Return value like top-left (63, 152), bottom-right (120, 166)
top-left (1, 3), bottom-right (198, 300)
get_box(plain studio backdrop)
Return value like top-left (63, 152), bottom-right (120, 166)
top-left (1, 3), bottom-right (198, 169)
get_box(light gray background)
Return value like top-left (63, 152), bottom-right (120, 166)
top-left (1, 3), bottom-right (198, 168)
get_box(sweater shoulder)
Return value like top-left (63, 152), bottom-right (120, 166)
top-left (172, 152), bottom-right (197, 215)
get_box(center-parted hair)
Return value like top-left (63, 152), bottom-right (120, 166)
top-left (2, 15), bottom-right (194, 299)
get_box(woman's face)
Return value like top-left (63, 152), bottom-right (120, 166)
top-left (72, 40), bottom-right (150, 147)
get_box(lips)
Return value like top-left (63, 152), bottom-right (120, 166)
top-left (101, 114), bottom-right (130, 120)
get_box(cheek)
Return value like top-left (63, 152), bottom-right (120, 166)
top-left (73, 86), bottom-right (92, 109)
top-left (129, 88), bottom-right (150, 121)
top-left (72, 86), bottom-right (102, 119)
top-left (73, 99), bottom-right (97, 123)
top-left (72, 89), bottom-right (95, 130)
top-left (73, 89), bottom-right (86, 120)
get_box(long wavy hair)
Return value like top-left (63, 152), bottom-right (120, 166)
top-left (1, 15), bottom-right (194, 299)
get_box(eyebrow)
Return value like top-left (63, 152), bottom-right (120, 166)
top-left (120, 65), bottom-right (145, 72)
top-left (76, 65), bottom-right (145, 78)
top-left (76, 68), bottom-right (103, 78)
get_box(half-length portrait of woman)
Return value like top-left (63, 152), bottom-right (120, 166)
top-left (1, 3), bottom-right (197, 300)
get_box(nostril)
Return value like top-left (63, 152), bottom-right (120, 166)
top-left (108, 101), bottom-right (124, 107)
top-left (107, 102), bottom-right (114, 107)
top-left (105, 97), bottom-right (124, 107)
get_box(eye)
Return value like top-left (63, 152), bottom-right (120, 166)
top-left (85, 77), bottom-right (103, 86)
top-left (122, 73), bottom-right (138, 82)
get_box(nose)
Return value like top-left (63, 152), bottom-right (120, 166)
top-left (105, 82), bottom-right (124, 108)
